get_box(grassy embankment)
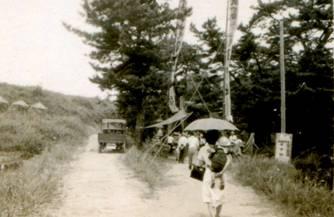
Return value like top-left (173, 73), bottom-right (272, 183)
top-left (0, 83), bottom-right (114, 217)
top-left (232, 156), bottom-right (334, 217)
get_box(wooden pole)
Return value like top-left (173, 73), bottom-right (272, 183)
top-left (280, 20), bottom-right (286, 133)
top-left (331, 0), bottom-right (334, 191)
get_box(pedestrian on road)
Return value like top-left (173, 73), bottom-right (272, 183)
top-left (187, 132), bottom-right (200, 170)
top-left (228, 131), bottom-right (244, 157)
top-left (197, 130), bottom-right (231, 217)
top-left (156, 127), bottom-right (163, 139)
top-left (217, 131), bottom-right (231, 147)
top-left (176, 132), bottom-right (188, 163)
top-left (199, 132), bottom-right (206, 149)
top-left (167, 134), bottom-right (175, 154)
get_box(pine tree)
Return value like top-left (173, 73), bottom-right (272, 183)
top-left (65, 0), bottom-right (191, 141)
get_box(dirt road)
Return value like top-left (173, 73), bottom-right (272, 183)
top-left (47, 135), bottom-right (284, 217)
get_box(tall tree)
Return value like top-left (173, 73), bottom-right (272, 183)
top-left (65, 0), bottom-right (190, 141)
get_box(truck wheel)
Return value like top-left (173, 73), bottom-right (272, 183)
top-left (121, 143), bottom-right (126, 153)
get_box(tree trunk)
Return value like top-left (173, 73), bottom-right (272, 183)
top-left (135, 110), bottom-right (145, 146)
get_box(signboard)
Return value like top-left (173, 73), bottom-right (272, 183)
top-left (275, 133), bottom-right (293, 163)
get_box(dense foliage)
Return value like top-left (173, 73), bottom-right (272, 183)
top-left (232, 0), bottom-right (333, 156)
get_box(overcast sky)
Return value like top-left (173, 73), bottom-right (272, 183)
top-left (0, 0), bottom-right (258, 98)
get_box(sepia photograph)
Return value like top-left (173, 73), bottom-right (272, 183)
top-left (0, 0), bottom-right (333, 217)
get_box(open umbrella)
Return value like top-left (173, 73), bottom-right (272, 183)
top-left (184, 118), bottom-right (238, 131)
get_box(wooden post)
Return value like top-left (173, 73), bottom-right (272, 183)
top-left (332, 143), bottom-right (334, 192)
top-left (180, 96), bottom-right (185, 130)
top-left (331, 0), bottom-right (334, 193)
top-left (280, 20), bottom-right (286, 133)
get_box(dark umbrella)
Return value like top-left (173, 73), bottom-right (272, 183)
top-left (184, 118), bottom-right (238, 131)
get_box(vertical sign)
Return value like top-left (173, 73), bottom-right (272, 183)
top-left (275, 133), bottom-right (293, 163)
top-left (223, 0), bottom-right (238, 122)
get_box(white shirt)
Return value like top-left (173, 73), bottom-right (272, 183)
top-left (217, 136), bottom-right (231, 147)
top-left (229, 135), bottom-right (238, 142)
top-left (177, 135), bottom-right (188, 149)
top-left (197, 143), bottom-right (213, 166)
top-left (188, 135), bottom-right (199, 152)
top-left (167, 135), bottom-right (174, 144)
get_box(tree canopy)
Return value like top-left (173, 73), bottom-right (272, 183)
top-left (65, 0), bottom-right (191, 140)
top-left (232, 0), bottom-right (333, 155)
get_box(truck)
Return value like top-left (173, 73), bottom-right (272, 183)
top-left (97, 119), bottom-right (127, 153)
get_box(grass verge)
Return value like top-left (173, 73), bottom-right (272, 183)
top-left (0, 112), bottom-right (91, 217)
top-left (123, 144), bottom-right (168, 191)
top-left (0, 139), bottom-right (86, 217)
top-left (232, 156), bottom-right (334, 217)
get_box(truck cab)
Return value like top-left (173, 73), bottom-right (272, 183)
top-left (98, 119), bottom-right (127, 153)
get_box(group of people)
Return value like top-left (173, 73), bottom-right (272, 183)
top-left (169, 130), bottom-right (242, 164)
top-left (171, 132), bottom-right (206, 167)
top-left (155, 127), bottom-right (244, 217)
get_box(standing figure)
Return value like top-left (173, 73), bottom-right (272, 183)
top-left (156, 127), bottom-right (163, 139)
top-left (176, 132), bottom-right (188, 163)
top-left (199, 132), bottom-right (206, 148)
top-left (197, 130), bottom-right (232, 217)
top-left (167, 134), bottom-right (175, 153)
top-left (187, 132), bottom-right (200, 169)
top-left (229, 131), bottom-right (244, 157)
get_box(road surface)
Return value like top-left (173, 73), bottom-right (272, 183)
top-left (46, 135), bottom-right (284, 217)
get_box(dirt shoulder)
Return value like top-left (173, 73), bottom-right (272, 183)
top-left (46, 135), bottom-right (285, 217)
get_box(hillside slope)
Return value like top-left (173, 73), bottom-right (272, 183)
top-left (0, 82), bottom-right (115, 158)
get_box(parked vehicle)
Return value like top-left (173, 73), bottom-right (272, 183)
top-left (97, 119), bottom-right (127, 153)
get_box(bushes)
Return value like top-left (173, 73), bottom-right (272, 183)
top-left (232, 156), bottom-right (334, 217)
top-left (294, 153), bottom-right (333, 187)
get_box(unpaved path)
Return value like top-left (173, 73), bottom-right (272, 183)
top-left (47, 135), bottom-right (285, 217)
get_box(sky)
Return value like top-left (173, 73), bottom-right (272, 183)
top-left (0, 0), bottom-right (258, 98)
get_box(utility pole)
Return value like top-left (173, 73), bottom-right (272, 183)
top-left (280, 20), bottom-right (286, 133)
top-left (331, 0), bottom-right (334, 193)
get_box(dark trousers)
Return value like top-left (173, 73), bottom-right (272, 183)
top-left (178, 148), bottom-right (186, 163)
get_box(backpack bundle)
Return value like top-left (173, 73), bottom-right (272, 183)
top-left (209, 149), bottom-right (227, 173)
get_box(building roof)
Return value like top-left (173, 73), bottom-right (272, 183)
top-left (11, 100), bottom-right (29, 108)
top-left (0, 96), bottom-right (8, 104)
top-left (31, 102), bottom-right (47, 110)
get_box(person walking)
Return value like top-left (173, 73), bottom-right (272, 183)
top-left (199, 132), bottom-right (206, 148)
top-left (229, 131), bottom-right (244, 157)
top-left (197, 130), bottom-right (232, 217)
top-left (167, 134), bottom-right (175, 154)
top-left (217, 131), bottom-right (231, 147)
top-left (187, 132), bottom-right (200, 169)
top-left (176, 132), bottom-right (188, 163)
